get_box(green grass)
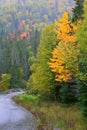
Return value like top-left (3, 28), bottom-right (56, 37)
top-left (18, 93), bottom-right (39, 104)
top-left (14, 93), bottom-right (87, 130)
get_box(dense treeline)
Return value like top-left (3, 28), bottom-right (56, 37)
top-left (0, 0), bottom-right (74, 90)
top-left (0, 30), bottom-right (41, 88)
top-left (27, 0), bottom-right (87, 116)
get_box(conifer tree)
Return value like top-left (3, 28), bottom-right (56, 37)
top-left (77, 0), bottom-right (87, 116)
top-left (72, 0), bottom-right (84, 22)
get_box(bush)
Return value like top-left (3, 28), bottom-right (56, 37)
top-left (60, 83), bottom-right (76, 105)
top-left (77, 80), bottom-right (87, 116)
top-left (20, 94), bottom-right (39, 104)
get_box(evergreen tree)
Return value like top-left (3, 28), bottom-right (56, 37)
top-left (60, 82), bottom-right (76, 105)
top-left (72, 0), bottom-right (84, 22)
top-left (30, 29), bottom-right (40, 57)
top-left (77, 0), bottom-right (87, 116)
top-left (10, 65), bottom-right (26, 88)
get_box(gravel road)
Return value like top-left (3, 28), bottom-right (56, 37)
top-left (0, 92), bottom-right (37, 130)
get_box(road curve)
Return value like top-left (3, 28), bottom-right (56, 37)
top-left (0, 92), bottom-right (37, 130)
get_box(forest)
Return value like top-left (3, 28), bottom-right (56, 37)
top-left (0, 0), bottom-right (74, 89)
top-left (0, 0), bottom-right (87, 129)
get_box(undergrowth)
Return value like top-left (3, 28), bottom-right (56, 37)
top-left (14, 93), bottom-right (87, 130)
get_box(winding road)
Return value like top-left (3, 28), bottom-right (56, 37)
top-left (0, 92), bottom-right (37, 130)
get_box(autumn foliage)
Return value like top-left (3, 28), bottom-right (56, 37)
top-left (0, 74), bottom-right (11, 92)
top-left (54, 12), bottom-right (77, 42)
top-left (49, 12), bottom-right (78, 82)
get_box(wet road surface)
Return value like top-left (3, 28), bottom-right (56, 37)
top-left (0, 92), bottom-right (37, 130)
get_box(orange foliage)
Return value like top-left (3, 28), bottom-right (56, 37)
top-left (7, 31), bottom-right (30, 42)
top-left (20, 32), bottom-right (27, 38)
top-left (17, 32), bottom-right (30, 41)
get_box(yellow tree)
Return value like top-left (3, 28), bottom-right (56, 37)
top-left (49, 12), bottom-right (78, 82)
top-left (0, 74), bottom-right (11, 92)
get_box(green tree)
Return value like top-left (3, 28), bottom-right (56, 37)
top-left (76, 0), bottom-right (87, 116)
top-left (27, 24), bottom-right (58, 98)
top-left (30, 29), bottom-right (40, 57)
top-left (72, 0), bottom-right (84, 22)
top-left (10, 65), bottom-right (26, 88)
top-left (60, 82), bottom-right (77, 105)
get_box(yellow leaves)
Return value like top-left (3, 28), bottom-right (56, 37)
top-left (71, 23), bottom-right (77, 32)
top-left (1, 73), bottom-right (11, 81)
top-left (0, 74), bottom-right (11, 92)
top-left (55, 71), bottom-right (72, 82)
top-left (49, 12), bottom-right (78, 82)
top-left (48, 44), bottom-right (72, 82)
top-left (54, 12), bottom-right (77, 43)
top-left (59, 12), bottom-right (68, 23)
top-left (1, 74), bottom-right (7, 78)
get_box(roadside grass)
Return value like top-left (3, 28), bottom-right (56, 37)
top-left (13, 93), bottom-right (87, 130)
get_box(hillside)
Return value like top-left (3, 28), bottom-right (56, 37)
top-left (0, 0), bottom-right (75, 34)
top-left (0, 0), bottom-right (75, 89)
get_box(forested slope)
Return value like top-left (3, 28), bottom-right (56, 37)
top-left (0, 0), bottom-right (75, 90)
top-left (0, 0), bottom-right (74, 33)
